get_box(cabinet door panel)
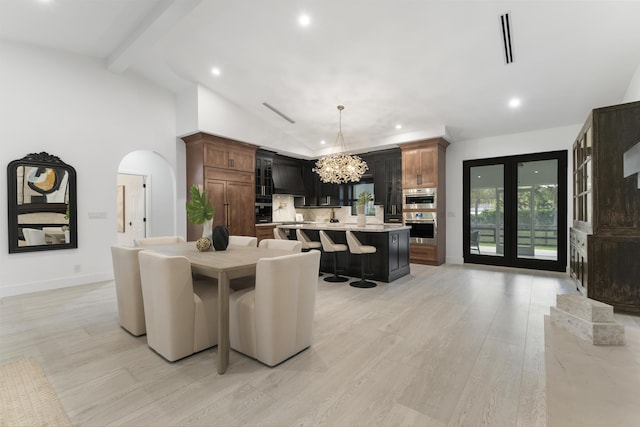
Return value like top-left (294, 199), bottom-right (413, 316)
top-left (205, 179), bottom-right (227, 229)
top-left (227, 180), bottom-right (255, 236)
top-left (419, 147), bottom-right (437, 187)
top-left (229, 149), bottom-right (254, 172)
top-left (204, 144), bottom-right (229, 169)
top-left (402, 149), bottom-right (421, 188)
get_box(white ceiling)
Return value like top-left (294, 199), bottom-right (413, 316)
top-left (2, 0), bottom-right (640, 158)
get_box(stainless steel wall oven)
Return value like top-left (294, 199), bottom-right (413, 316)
top-left (403, 188), bottom-right (437, 210)
top-left (403, 212), bottom-right (436, 245)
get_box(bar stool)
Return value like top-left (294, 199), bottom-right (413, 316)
top-left (319, 230), bottom-right (349, 283)
top-left (274, 228), bottom-right (289, 240)
top-left (296, 229), bottom-right (323, 276)
top-left (345, 231), bottom-right (377, 288)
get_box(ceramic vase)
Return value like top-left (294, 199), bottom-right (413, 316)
top-left (212, 225), bottom-right (229, 251)
top-left (201, 218), bottom-right (213, 242)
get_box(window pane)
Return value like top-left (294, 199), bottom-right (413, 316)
top-left (516, 159), bottom-right (558, 261)
top-left (470, 165), bottom-right (504, 257)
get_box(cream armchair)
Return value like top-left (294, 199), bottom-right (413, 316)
top-left (228, 235), bottom-right (258, 247)
top-left (134, 236), bottom-right (185, 246)
top-left (110, 246), bottom-right (146, 336)
top-left (138, 251), bottom-right (218, 362)
top-left (230, 250), bottom-right (321, 366)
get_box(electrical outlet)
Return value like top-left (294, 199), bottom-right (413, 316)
top-left (74, 264), bottom-right (81, 273)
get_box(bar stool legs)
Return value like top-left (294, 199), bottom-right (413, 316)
top-left (319, 230), bottom-right (349, 283)
top-left (350, 253), bottom-right (376, 288)
top-left (346, 230), bottom-right (377, 288)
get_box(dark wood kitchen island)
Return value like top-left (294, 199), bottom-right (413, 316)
top-left (277, 223), bottom-right (411, 282)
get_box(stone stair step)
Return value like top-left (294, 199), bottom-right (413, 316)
top-left (556, 294), bottom-right (614, 323)
top-left (550, 306), bottom-right (625, 346)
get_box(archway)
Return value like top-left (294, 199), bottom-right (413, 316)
top-left (116, 151), bottom-right (177, 246)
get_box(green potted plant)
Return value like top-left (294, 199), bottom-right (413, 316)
top-left (186, 184), bottom-right (215, 248)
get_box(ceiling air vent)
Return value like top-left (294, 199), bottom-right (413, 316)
top-left (500, 12), bottom-right (514, 64)
top-left (262, 102), bottom-right (295, 124)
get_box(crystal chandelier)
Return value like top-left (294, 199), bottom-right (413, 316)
top-left (313, 105), bottom-right (368, 184)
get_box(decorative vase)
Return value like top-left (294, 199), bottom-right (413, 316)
top-left (212, 225), bottom-right (229, 251)
top-left (356, 205), bottom-right (366, 227)
top-left (201, 218), bottom-right (213, 242)
top-left (196, 237), bottom-right (212, 252)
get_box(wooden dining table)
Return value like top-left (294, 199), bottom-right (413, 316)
top-left (147, 241), bottom-right (292, 374)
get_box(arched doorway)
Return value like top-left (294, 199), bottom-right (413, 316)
top-left (117, 151), bottom-right (177, 246)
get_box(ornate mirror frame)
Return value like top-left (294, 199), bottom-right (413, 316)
top-left (7, 152), bottom-right (78, 253)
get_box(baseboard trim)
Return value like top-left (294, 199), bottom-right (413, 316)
top-left (0, 272), bottom-right (114, 298)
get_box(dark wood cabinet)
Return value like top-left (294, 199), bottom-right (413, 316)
top-left (255, 150), bottom-right (274, 202)
top-left (402, 144), bottom-right (438, 188)
top-left (372, 149), bottom-right (403, 223)
top-left (255, 224), bottom-right (276, 243)
top-left (569, 101), bottom-right (640, 313)
top-left (183, 132), bottom-right (257, 240)
top-left (300, 228), bottom-right (410, 282)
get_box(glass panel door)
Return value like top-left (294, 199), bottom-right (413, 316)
top-left (463, 151), bottom-right (567, 272)
top-left (469, 164), bottom-right (504, 257)
top-left (517, 159), bottom-right (559, 261)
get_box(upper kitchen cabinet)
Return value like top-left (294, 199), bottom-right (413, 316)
top-left (187, 132), bottom-right (255, 172)
top-left (369, 149), bottom-right (402, 223)
top-left (255, 150), bottom-right (275, 202)
top-left (401, 138), bottom-right (449, 189)
top-left (183, 132), bottom-right (256, 240)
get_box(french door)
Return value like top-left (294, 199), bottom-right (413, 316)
top-left (463, 151), bottom-right (567, 272)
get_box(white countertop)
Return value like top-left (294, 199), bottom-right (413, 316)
top-left (276, 222), bottom-right (410, 232)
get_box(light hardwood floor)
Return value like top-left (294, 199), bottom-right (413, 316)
top-left (1, 263), bottom-right (637, 426)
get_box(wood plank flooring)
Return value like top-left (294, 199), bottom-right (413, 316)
top-left (0, 263), bottom-right (635, 426)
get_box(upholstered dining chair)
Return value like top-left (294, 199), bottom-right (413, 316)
top-left (231, 238), bottom-right (303, 291)
top-left (228, 235), bottom-right (258, 247)
top-left (138, 251), bottom-right (218, 362)
top-left (229, 250), bottom-right (321, 366)
top-left (23, 228), bottom-right (46, 246)
top-left (110, 246), bottom-right (146, 336)
top-left (134, 236), bottom-right (185, 246)
top-left (258, 238), bottom-right (302, 252)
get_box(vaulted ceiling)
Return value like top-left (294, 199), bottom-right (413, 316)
top-left (2, 0), bottom-right (640, 157)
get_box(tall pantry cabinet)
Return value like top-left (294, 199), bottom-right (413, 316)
top-left (570, 100), bottom-right (640, 313)
top-left (183, 132), bottom-right (257, 241)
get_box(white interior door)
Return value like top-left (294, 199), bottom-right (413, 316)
top-left (116, 174), bottom-right (147, 246)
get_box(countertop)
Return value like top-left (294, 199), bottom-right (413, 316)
top-left (275, 222), bottom-right (410, 232)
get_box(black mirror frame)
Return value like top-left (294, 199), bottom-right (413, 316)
top-left (7, 152), bottom-right (78, 254)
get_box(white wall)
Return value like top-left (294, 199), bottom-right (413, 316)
top-left (0, 40), bottom-right (178, 297)
top-left (623, 62), bottom-right (640, 102)
top-left (445, 124), bottom-right (580, 265)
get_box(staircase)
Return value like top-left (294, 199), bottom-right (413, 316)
top-left (550, 294), bottom-right (625, 345)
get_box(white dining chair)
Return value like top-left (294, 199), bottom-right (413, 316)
top-left (228, 235), bottom-right (257, 247)
top-left (23, 228), bottom-right (46, 246)
top-left (134, 236), bottom-right (186, 246)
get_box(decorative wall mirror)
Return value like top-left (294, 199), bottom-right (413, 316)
top-left (7, 152), bottom-right (77, 253)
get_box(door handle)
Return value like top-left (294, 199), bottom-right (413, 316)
top-left (225, 204), bottom-right (230, 228)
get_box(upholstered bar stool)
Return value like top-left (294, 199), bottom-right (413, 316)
top-left (296, 229), bottom-right (323, 276)
top-left (319, 230), bottom-right (349, 283)
top-left (346, 231), bottom-right (377, 288)
top-left (274, 227), bottom-right (289, 240)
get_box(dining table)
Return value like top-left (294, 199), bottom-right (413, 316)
top-left (147, 241), bottom-right (293, 374)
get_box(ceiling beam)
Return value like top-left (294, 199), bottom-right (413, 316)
top-left (107, 0), bottom-right (204, 73)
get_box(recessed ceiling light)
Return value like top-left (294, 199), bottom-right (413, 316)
top-left (534, 170), bottom-right (539, 174)
top-left (320, 140), bottom-right (326, 145)
top-left (477, 175), bottom-right (482, 179)
top-left (395, 124), bottom-right (402, 130)
top-left (298, 14), bottom-right (311, 27)
top-left (211, 67), bottom-right (221, 76)
top-left (509, 97), bottom-right (521, 108)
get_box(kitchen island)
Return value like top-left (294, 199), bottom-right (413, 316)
top-left (277, 223), bottom-right (411, 282)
